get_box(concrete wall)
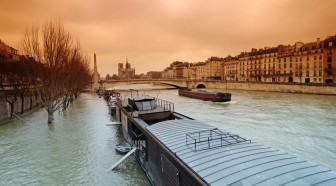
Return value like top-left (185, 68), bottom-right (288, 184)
top-left (0, 95), bottom-right (42, 121)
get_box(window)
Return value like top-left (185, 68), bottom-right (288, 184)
top-left (307, 56), bottom-right (309, 61)
top-left (284, 58), bottom-right (287, 62)
top-left (284, 64), bottom-right (287, 68)
top-left (278, 64), bottom-right (281, 68)
top-left (290, 57), bottom-right (292, 62)
top-left (306, 71), bottom-right (309, 77)
top-left (296, 57), bottom-right (298, 62)
top-left (319, 70), bottom-right (322, 76)
top-left (290, 63), bottom-right (292, 68)
top-left (329, 41), bottom-right (333, 47)
top-left (314, 70), bottom-right (316, 76)
top-left (314, 56), bottom-right (317, 60)
top-left (300, 57), bottom-right (302, 62)
top-left (327, 57), bottom-right (332, 62)
top-left (328, 64), bottom-right (332, 69)
top-left (319, 62), bottom-right (322, 67)
top-left (279, 59), bottom-right (282, 62)
top-left (314, 62), bottom-right (317, 68)
top-left (319, 55), bottom-right (322, 60)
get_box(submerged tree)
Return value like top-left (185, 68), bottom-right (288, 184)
top-left (20, 20), bottom-right (92, 123)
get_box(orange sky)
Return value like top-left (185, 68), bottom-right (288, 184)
top-left (1, 0), bottom-right (336, 76)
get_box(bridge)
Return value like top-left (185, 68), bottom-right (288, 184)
top-left (98, 79), bottom-right (225, 90)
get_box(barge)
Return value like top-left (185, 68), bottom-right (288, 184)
top-left (178, 88), bottom-right (231, 102)
top-left (112, 93), bottom-right (336, 185)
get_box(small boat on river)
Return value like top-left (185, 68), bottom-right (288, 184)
top-left (115, 143), bottom-right (132, 153)
top-left (178, 88), bottom-right (231, 102)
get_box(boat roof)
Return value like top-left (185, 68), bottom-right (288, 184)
top-left (147, 119), bottom-right (336, 186)
top-left (128, 96), bottom-right (155, 102)
top-left (183, 89), bottom-right (229, 95)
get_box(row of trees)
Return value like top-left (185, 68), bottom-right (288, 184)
top-left (0, 20), bottom-right (92, 123)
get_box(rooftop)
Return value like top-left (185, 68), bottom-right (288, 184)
top-left (147, 119), bottom-right (336, 186)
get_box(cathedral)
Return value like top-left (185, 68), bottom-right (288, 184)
top-left (118, 58), bottom-right (135, 79)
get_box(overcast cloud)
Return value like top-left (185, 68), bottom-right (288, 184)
top-left (1, 0), bottom-right (336, 76)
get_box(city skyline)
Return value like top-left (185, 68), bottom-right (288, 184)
top-left (1, 0), bottom-right (336, 76)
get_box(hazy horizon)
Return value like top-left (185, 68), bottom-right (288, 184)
top-left (1, 0), bottom-right (336, 76)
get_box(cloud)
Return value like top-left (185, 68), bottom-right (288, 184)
top-left (1, 0), bottom-right (336, 76)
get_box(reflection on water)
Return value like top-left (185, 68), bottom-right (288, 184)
top-left (1, 86), bottom-right (335, 185)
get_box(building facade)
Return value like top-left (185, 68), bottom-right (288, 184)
top-left (0, 39), bottom-right (20, 62)
top-left (118, 59), bottom-right (135, 80)
top-left (164, 35), bottom-right (336, 84)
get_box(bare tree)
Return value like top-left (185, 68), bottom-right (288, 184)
top-left (20, 20), bottom-right (91, 123)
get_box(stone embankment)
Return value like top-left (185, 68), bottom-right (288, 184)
top-left (0, 95), bottom-right (42, 123)
top-left (210, 82), bottom-right (336, 95)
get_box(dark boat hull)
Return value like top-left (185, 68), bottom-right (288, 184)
top-left (178, 89), bottom-right (231, 102)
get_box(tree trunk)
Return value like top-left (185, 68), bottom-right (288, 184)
top-left (21, 95), bottom-right (25, 114)
top-left (10, 103), bottom-right (14, 118)
top-left (62, 100), bottom-right (66, 111)
top-left (29, 94), bottom-right (33, 110)
top-left (47, 110), bottom-right (54, 123)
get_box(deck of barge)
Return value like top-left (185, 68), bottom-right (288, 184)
top-left (147, 119), bottom-right (336, 186)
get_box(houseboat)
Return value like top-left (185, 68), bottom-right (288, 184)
top-left (178, 88), bottom-right (231, 102)
top-left (113, 94), bottom-right (336, 185)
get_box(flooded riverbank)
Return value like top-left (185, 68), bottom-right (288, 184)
top-left (0, 93), bottom-right (149, 186)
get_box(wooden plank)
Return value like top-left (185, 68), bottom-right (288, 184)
top-left (111, 148), bottom-right (136, 170)
top-left (106, 122), bottom-right (121, 126)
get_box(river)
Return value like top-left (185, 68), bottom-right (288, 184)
top-left (1, 85), bottom-right (336, 185)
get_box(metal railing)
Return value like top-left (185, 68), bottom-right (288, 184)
top-left (186, 128), bottom-right (251, 151)
top-left (155, 98), bottom-right (174, 112)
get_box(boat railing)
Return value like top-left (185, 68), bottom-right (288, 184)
top-left (132, 130), bottom-right (147, 160)
top-left (155, 98), bottom-right (174, 112)
top-left (186, 128), bottom-right (251, 151)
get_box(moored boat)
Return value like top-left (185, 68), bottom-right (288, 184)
top-left (110, 91), bottom-right (336, 186)
top-left (178, 88), bottom-right (231, 102)
top-left (115, 143), bottom-right (132, 153)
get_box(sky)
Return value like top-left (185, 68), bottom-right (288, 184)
top-left (1, 0), bottom-right (336, 77)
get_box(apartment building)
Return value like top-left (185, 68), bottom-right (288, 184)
top-left (205, 57), bottom-right (224, 80)
top-left (161, 35), bottom-right (336, 84)
top-left (0, 39), bottom-right (20, 62)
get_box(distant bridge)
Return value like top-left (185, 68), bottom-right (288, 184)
top-left (98, 79), bottom-right (226, 90)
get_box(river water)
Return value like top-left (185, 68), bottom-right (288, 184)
top-left (1, 85), bottom-right (336, 185)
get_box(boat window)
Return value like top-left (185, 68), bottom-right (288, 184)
top-left (135, 100), bottom-right (155, 111)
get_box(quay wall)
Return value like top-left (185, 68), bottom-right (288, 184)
top-left (0, 95), bottom-right (42, 122)
top-left (202, 82), bottom-right (336, 95)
